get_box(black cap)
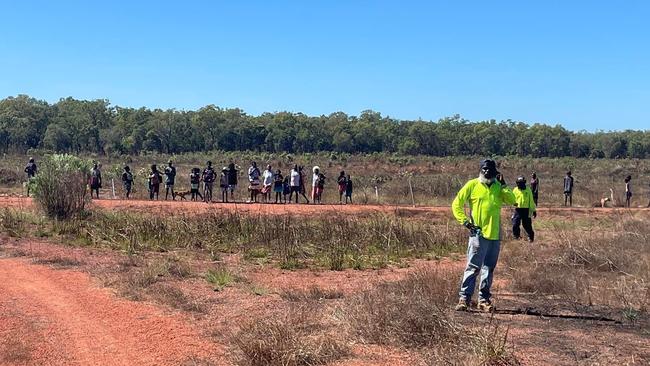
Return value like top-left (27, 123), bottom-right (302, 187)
top-left (480, 159), bottom-right (496, 170)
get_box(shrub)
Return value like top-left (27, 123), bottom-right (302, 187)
top-left (233, 308), bottom-right (349, 366)
top-left (346, 268), bottom-right (460, 347)
top-left (31, 154), bottom-right (91, 219)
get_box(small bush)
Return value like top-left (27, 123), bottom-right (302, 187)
top-left (205, 266), bottom-right (238, 290)
top-left (31, 154), bottom-right (91, 219)
top-left (346, 268), bottom-right (459, 347)
top-left (233, 308), bottom-right (349, 366)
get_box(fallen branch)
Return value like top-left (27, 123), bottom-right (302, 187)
top-left (474, 307), bottom-right (621, 323)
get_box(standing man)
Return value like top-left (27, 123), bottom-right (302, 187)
top-left (289, 164), bottom-right (301, 203)
top-left (530, 172), bottom-right (539, 205)
top-left (202, 161), bottom-right (216, 203)
top-left (148, 164), bottom-right (162, 200)
top-left (24, 157), bottom-right (37, 197)
top-left (164, 160), bottom-right (177, 200)
top-left (452, 159), bottom-right (515, 312)
top-left (90, 162), bottom-right (102, 199)
top-left (563, 171), bottom-right (574, 206)
top-left (121, 165), bottom-right (134, 199)
top-left (512, 176), bottom-right (536, 242)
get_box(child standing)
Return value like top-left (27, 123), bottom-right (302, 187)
top-left (337, 171), bottom-right (346, 204)
top-left (190, 168), bottom-right (203, 201)
top-left (345, 175), bottom-right (353, 204)
top-left (220, 167), bottom-right (229, 203)
top-left (273, 170), bottom-right (284, 204)
top-left (283, 175), bottom-right (291, 203)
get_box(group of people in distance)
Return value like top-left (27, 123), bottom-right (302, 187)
top-left (113, 160), bottom-right (355, 205)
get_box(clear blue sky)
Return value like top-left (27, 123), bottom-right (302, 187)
top-left (1, 1), bottom-right (648, 131)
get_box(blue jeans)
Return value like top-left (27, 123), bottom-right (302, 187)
top-left (459, 235), bottom-right (500, 302)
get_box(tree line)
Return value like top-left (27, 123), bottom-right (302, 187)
top-left (1, 94), bottom-right (649, 158)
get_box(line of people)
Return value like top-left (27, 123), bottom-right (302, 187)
top-left (21, 157), bottom-right (648, 207)
top-left (116, 160), bottom-right (354, 204)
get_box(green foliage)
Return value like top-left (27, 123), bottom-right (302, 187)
top-left (31, 154), bottom-right (91, 219)
top-left (2, 95), bottom-right (650, 157)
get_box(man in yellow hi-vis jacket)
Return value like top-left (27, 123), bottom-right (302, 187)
top-left (451, 159), bottom-right (515, 312)
top-left (512, 176), bottom-right (536, 242)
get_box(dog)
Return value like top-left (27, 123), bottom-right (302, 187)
top-left (172, 190), bottom-right (191, 201)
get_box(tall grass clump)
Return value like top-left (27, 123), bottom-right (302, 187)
top-left (31, 154), bottom-right (91, 219)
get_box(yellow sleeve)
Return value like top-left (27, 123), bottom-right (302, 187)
top-left (501, 184), bottom-right (516, 205)
top-left (452, 180), bottom-right (473, 225)
top-left (529, 189), bottom-right (536, 212)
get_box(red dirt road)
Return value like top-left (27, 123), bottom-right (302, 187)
top-left (0, 258), bottom-right (221, 366)
top-left (2, 196), bottom-right (648, 218)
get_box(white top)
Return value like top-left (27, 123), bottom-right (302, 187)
top-left (290, 169), bottom-right (300, 187)
top-left (262, 170), bottom-right (274, 186)
top-left (312, 173), bottom-right (319, 187)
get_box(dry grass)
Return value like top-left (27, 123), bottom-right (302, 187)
top-left (148, 283), bottom-right (206, 313)
top-left (346, 268), bottom-right (459, 347)
top-left (504, 215), bottom-right (650, 319)
top-left (233, 306), bottom-right (350, 366)
top-left (281, 286), bottom-right (345, 302)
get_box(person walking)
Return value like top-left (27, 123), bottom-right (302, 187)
top-left (337, 171), bottom-right (347, 204)
top-left (297, 166), bottom-right (310, 203)
top-left (90, 162), bottom-right (102, 199)
top-left (563, 171), bottom-right (574, 206)
top-left (625, 175), bottom-right (632, 208)
top-left (452, 159), bottom-right (515, 312)
top-left (512, 176), bottom-right (536, 242)
top-left (202, 161), bottom-right (216, 203)
top-left (530, 172), bottom-right (539, 205)
top-left (24, 157), bottom-right (37, 197)
top-left (121, 165), bottom-right (134, 199)
top-left (164, 160), bottom-right (177, 200)
top-left (148, 164), bottom-right (162, 200)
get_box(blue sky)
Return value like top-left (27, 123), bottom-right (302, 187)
top-left (1, 1), bottom-right (648, 131)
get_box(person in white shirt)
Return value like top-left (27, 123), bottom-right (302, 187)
top-left (262, 165), bottom-right (274, 203)
top-left (289, 164), bottom-right (301, 203)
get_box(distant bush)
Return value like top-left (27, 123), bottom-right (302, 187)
top-left (31, 154), bottom-right (91, 219)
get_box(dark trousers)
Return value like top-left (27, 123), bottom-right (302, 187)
top-left (512, 208), bottom-right (534, 241)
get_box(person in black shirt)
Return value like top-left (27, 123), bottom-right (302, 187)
top-left (164, 160), bottom-right (177, 200)
top-left (121, 166), bottom-right (134, 199)
top-left (24, 157), bottom-right (37, 197)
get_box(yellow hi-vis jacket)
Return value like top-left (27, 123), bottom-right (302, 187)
top-left (452, 178), bottom-right (515, 240)
top-left (512, 186), bottom-right (536, 217)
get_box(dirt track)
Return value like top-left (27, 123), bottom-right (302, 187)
top-left (2, 196), bottom-right (648, 217)
top-left (0, 258), bottom-right (221, 366)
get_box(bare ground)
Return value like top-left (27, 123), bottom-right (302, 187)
top-left (1, 198), bottom-right (649, 365)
